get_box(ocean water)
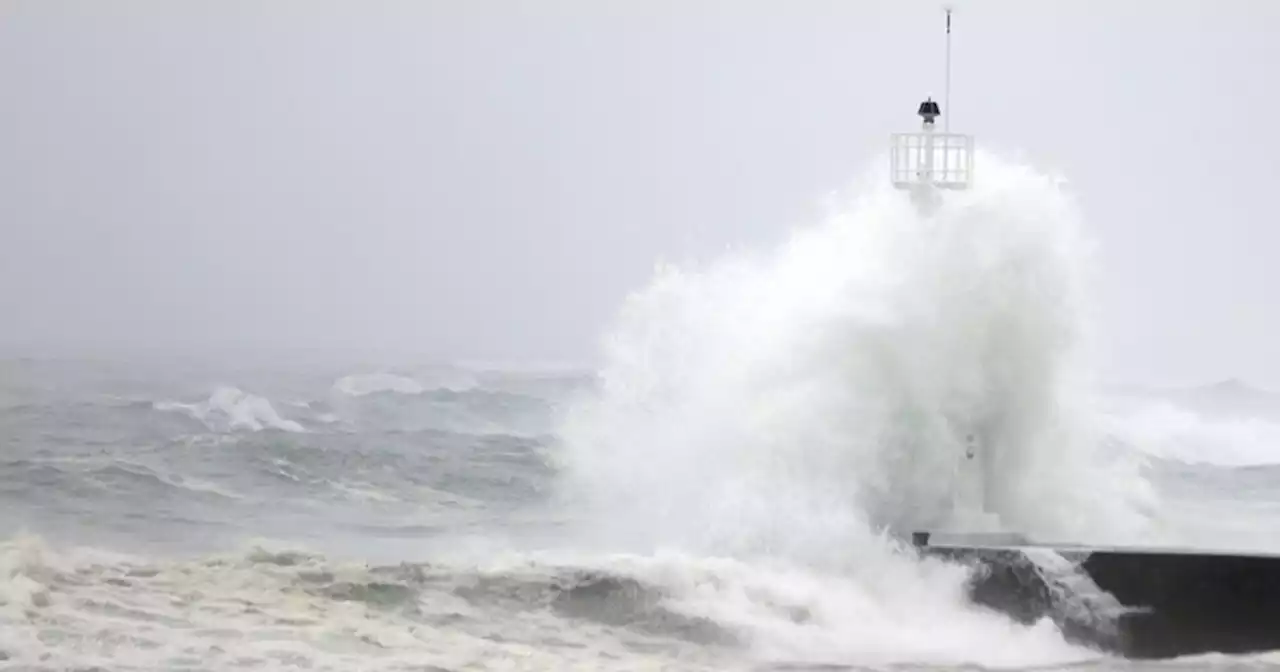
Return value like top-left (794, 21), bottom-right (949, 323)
top-left (5, 153), bottom-right (1280, 670)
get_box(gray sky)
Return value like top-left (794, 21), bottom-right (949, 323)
top-left (1, 0), bottom-right (1276, 387)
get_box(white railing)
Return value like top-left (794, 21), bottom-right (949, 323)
top-left (890, 132), bottom-right (973, 190)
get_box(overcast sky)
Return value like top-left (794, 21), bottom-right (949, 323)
top-left (1, 0), bottom-right (1276, 387)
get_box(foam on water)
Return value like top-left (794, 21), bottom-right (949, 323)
top-left (550, 151), bottom-right (1160, 666)
top-left (0, 535), bottom-right (752, 671)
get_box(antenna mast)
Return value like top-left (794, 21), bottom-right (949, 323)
top-left (944, 6), bottom-right (952, 133)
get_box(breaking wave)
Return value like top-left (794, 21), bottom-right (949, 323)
top-left (154, 386), bottom-right (305, 433)
top-left (546, 152), bottom-right (1160, 666)
top-left (556, 152), bottom-right (1156, 555)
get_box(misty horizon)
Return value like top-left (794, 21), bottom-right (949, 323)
top-left (2, 1), bottom-right (1277, 388)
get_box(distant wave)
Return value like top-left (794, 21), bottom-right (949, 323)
top-left (325, 374), bottom-right (557, 439)
top-left (153, 386), bottom-right (305, 433)
top-left (332, 373), bottom-right (429, 397)
top-left (1099, 400), bottom-right (1280, 467)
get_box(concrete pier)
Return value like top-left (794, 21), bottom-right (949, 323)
top-left (914, 532), bottom-right (1280, 658)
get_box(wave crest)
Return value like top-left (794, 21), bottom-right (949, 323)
top-left (154, 386), bottom-right (305, 433)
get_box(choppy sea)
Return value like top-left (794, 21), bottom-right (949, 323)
top-left (5, 156), bottom-right (1280, 670)
top-left (5, 356), bottom-right (1280, 672)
